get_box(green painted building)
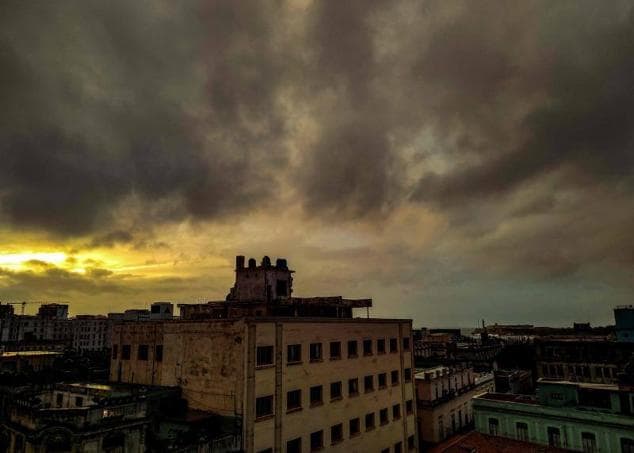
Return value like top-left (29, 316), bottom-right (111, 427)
top-left (473, 379), bottom-right (634, 452)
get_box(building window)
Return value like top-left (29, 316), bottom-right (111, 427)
top-left (257, 449), bottom-right (273, 453)
top-left (287, 344), bottom-right (302, 364)
top-left (581, 432), bottom-right (597, 453)
top-left (391, 370), bottom-right (399, 385)
top-left (349, 417), bottom-right (360, 437)
top-left (380, 408), bottom-right (388, 425)
top-left (394, 441), bottom-right (402, 453)
top-left (310, 385), bottom-right (323, 406)
top-left (310, 430), bottom-right (323, 452)
top-left (138, 344), bottom-right (149, 360)
top-left (365, 412), bottom-right (375, 431)
top-left (381, 449), bottom-right (389, 453)
top-left (287, 437), bottom-right (301, 453)
top-left (348, 378), bottom-right (359, 396)
top-left (363, 339), bottom-right (373, 355)
top-left (329, 341), bottom-right (341, 360)
top-left (112, 345), bottom-right (118, 359)
top-left (547, 427), bottom-right (561, 447)
top-left (347, 340), bottom-right (358, 358)
top-left (391, 403), bottom-right (401, 420)
top-left (488, 418), bottom-right (499, 436)
top-left (256, 346), bottom-right (274, 367)
top-left (516, 422), bottom-right (528, 442)
top-left (404, 368), bottom-right (412, 382)
top-left (121, 345), bottom-right (131, 360)
top-left (330, 381), bottom-right (342, 400)
top-left (75, 396), bottom-right (83, 407)
top-left (331, 423), bottom-right (343, 444)
top-left (403, 337), bottom-right (410, 351)
top-left (377, 338), bottom-right (386, 354)
top-left (621, 438), bottom-right (634, 453)
top-left (406, 399), bottom-right (413, 415)
top-left (256, 395), bottom-right (274, 419)
top-left (378, 373), bottom-right (387, 388)
top-left (364, 375), bottom-right (374, 392)
top-left (390, 338), bottom-right (398, 352)
top-left (155, 344), bottom-right (163, 362)
top-left (56, 393), bottom-right (63, 406)
top-left (408, 435), bottom-right (415, 450)
top-left (287, 389), bottom-right (302, 412)
top-left (309, 343), bottom-right (323, 362)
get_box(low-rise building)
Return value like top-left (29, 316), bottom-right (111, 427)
top-left (415, 366), bottom-right (494, 448)
top-left (473, 379), bottom-right (634, 452)
top-left (0, 382), bottom-right (178, 452)
top-left (0, 351), bottom-right (61, 373)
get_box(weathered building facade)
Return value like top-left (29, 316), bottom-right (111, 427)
top-left (111, 255), bottom-right (418, 453)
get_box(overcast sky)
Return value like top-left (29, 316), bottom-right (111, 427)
top-left (1, 0), bottom-right (633, 326)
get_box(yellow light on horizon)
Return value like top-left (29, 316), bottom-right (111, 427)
top-left (0, 252), bottom-right (67, 267)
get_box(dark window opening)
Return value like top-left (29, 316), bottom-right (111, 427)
top-left (155, 345), bottom-right (163, 362)
top-left (348, 340), bottom-right (358, 358)
top-left (330, 341), bottom-right (341, 359)
top-left (287, 344), bottom-right (302, 364)
top-left (348, 378), bottom-right (359, 396)
top-left (365, 413), bottom-right (375, 430)
top-left (331, 424), bottom-right (343, 444)
top-left (377, 338), bottom-right (386, 353)
top-left (310, 385), bottom-right (323, 406)
top-left (390, 338), bottom-right (398, 352)
top-left (330, 381), bottom-right (342, 400)
top-left (380, 408), bottom-right (389, 425)
top-left (310, 343), bottom-right (323, 362)
top-left (287, 389), bottom-right (302, 411)
top-left (310, 431), bottom-right (323, 452)
top-left (256, 395), bottom-right (274, 418)
top-left (364, 375), bottom-right (374, 392)
top-left (138, 344), bottom-right (149, 361)
top-left (257, 346), bottom-right (274, 367)
top-left (349, 418), bottom-right (360, 436)
top-left (363, 339), bottom-right (373, 355)
top-left (121, 345), bottom-right (131, 360)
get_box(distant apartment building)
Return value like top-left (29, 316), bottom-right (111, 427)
top-left (111, 255), bottom-right (418, 453)
top-left (473, 378), bottom-right (634, 452)
top-left (415, 366), bottom-right (494, 447)
top-left (72, 315), bottom-right (110, 352)
top-left (615, 305), bottom-right (634, 343)
top-left (535, 337), bottom-right (634, 384)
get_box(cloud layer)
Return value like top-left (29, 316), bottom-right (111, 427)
top-left (1, 0), bottom-right (633, 324)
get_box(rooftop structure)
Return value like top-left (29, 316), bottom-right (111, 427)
top-left (178, 255), bottom-right (372, 320)
top-left (615, 305), bottom-right (634, 343)
top-left (415, 366), bottom-right (494, 447)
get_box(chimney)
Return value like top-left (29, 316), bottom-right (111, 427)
top-left (236, 255), bottom-right (245, 270)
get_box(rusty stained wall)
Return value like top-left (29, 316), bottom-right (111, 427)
top-left (110, 320), bottom-right (248, 417)
top-left (110, 322), bottom-right (165, 385)
top-left (161, 320), bottom-right (247, 416)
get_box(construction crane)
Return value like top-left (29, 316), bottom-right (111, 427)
top-left (1, 301), bottom-right (44, 315)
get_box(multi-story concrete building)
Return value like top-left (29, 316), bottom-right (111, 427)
top-left (111, 255), bottom-right (418, 453)
top-left (473, 378), bottom-right (634, 452)
top-left (415, 366), bottom-right (494, 448)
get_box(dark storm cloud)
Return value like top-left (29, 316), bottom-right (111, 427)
top-left (2, 0), bottom-right (634, 282)
top-left (0, 0), bottom-right (286, 236)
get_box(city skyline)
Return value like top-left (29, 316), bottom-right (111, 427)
top-left (1, 1), bottom-right (634, 327)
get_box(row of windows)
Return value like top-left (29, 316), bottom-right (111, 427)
top-left (258, 424), bottom-right (415, 452)
top-left (488, 418), bottom-right (634, 453)
top-left (256, 372), bottom-right (413, 418)
top-left (112, 344), bottom-right (163, 362)
top-left (256, 337), bottom-right (410, 367)
top-left (541, 363), bottom-right (617, 380)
